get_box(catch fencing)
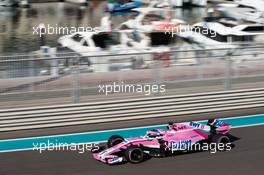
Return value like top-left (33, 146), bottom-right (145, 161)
top-left (0, 45), bottom-right (264, 108)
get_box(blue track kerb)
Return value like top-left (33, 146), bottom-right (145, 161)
top-left (0, 114), bottom-right (264, 152)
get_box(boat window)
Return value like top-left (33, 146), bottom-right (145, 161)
top-left (237, 4), bottom-right (256, 10)
top-left (218, 20), bottom-right (238, 27)
top-left (219, 22), bottom-right (236, 27)
top-left (71, 34), bottom-right (83, 42)
top-left (230, 35), bottom-right (254, 42)
top-left (129, 13), bottom-right (139, 20)
top-left (82, 40), bottom-right (89, 47)
top-left (192, 26), bottom-right (255, 42)
top-left (142, 14), bottom-right (164, 25)
top-left (242, 26), bottom-right (264, 32)
top-left (92, 32), bottom-right (120, 49)
top-left (192, 26), bottom-right (228, 42)
top-left (146, 14), bottom-right (164, 20)
top-left (150, 32), bottom-right (174, 46)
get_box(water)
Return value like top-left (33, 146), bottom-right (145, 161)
top-left (0, 1), bottom-right (207, 55)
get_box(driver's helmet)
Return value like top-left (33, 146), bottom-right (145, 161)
top-left (146, 129), bottom-right (164, 138)
top-left (167, 122), bottom-right (178, 131)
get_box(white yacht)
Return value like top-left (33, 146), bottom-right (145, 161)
top-left (57, 30), bottom-right (158, 72)
top-left (216, 3), bottom-right (264, 24)
top-left (57, 30), bottom-right (155, 55)
top-left (234, 0), bottom-right (264, 11)
top-left (178, 17), bottom-right (264, 46)
top-left (178, 16), bottom-right (264, 60)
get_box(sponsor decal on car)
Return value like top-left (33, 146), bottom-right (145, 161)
top-left (171, 139), bottom-right (192, 152)
top-left (190, 121), bottom-right (205, 129)
top-left (213, 120), bottom-right (225, 127)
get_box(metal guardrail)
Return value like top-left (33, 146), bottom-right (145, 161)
top-left (0, 43), bottom-right (264, 62)
top-left (0, 88), bottom-right (263, 132)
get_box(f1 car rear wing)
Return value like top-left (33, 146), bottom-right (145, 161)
top-left (207, 119), bottom-right (231, 134)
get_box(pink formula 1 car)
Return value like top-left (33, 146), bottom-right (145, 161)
top-left (92, 119), bottom-right (231, 164)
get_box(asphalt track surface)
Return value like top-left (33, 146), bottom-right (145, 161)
top-left (0, 125), bottom-right (264, 175)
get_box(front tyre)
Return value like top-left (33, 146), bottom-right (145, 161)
top-left (107, 135), bottom-right (124, 148)
top-left (125, 146), bottom-right (144, 164)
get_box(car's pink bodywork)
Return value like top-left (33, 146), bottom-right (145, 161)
top-left (93, 120), bottom-right (231, 164)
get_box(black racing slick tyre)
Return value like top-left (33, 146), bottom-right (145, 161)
top-left (158, 139), bottom-right (167, 157)
top-left (211, 134), bottom-right (231, 151)
top-left (125, 146), bottom-right (144, 164)
top-left (107, 135), bottom-right (124, 148)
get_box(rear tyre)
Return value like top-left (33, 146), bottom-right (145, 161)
top-left (211, 134), bottom-right (231, 151)
top-left (125, 146), bottom-right (144, 164)
top-left (158, 139), bottom-right (167, 157)
top-left (107, 135), bottom-right (124, 148)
